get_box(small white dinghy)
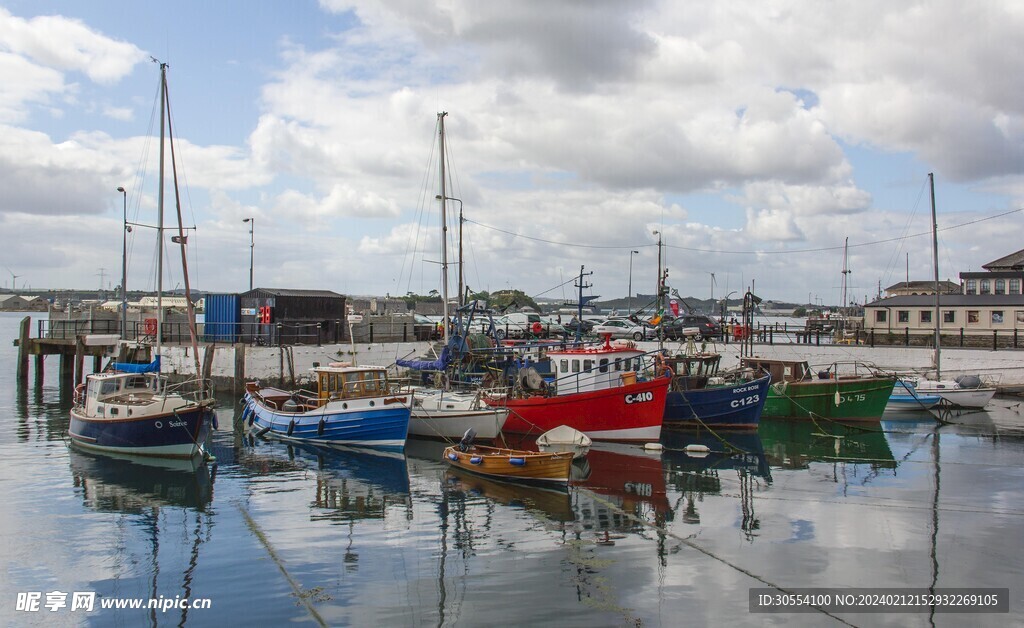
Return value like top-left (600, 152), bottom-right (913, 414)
top-left (537, 425), bottom-right (592, 459)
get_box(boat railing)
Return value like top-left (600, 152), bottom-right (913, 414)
top-left (163, 376), bottom-right (215, 404)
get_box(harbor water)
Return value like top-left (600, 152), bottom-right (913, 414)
top-left (2, 312), bottom-right (1022, 627)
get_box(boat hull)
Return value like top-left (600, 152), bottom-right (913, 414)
top-left (69, 404), bottom-right (213, 459)
top-left (663, 374), bottom-right (771, 429)
top-left (491, 377), bottom-right (669, 442)
top-left (407, 388), bottom-right (508, 440)
top-left (443, 445), bottom-right (574, 485)
top-left (762, 377), bottom-right (895, 421)
top-left (913, 385), bottom-right (996, 409)
top-left (243, 392), bottom-right (411, 451)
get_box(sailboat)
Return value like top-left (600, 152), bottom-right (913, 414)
top-left (909, 174), bottom-right (996, 409)
top-left (69, 62), bottom-right (215, 458)
top-left (396, 112), bottom-right (508, 441)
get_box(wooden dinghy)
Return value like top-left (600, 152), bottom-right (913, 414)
top-left (536, 425), bottom-right (592, 459)
top-left (443, 430), bottom-right (574, 485)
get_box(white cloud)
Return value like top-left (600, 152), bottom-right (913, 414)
top-left (0, 8), bottom-right (146, 84)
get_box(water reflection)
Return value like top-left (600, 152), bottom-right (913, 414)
top-left (444, 470), bottom-right (573, 522)
top-left (68, 447), bottom-right (214, 513)
top-left (660, 430), bottom-right (771, 540)
top-left (759, 417), bottom-right (897, 470)
top-left (67, 448), bottom-right (214, 626)
top-left (238, 438), bottom-right (411, 523)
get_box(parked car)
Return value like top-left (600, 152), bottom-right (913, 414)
top-left (562, 317), bottom-right (596, 336)
top-left (660, 315), bottom-right (723, 340)
top-left (591, 318), bottom-right (657, 341)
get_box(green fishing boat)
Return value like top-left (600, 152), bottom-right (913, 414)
top-left (740, 357), bottom-right (895, 421)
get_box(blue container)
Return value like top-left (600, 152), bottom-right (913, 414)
top-left (203, 293), bottom-right (240, 343)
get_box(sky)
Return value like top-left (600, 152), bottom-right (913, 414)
top-left (1, 1), bottom-right (1022, 307)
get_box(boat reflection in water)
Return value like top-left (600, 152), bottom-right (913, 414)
top-left (443, 470), bottom-right (574, 523)
top-left (759, 417), bottom-right (897, 471)
top-left (572, 443), bottom-right (672, 537)
top-left (67, 448), bottom-right (215, 626)
top-left (240, 438), bottom-right (411, 523)
top-left (68, 447), bottom-right (214, 513)
top-left (661, 430), bottom-right (771, 538)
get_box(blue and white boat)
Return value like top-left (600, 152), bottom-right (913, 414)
top-left (69, 63), bottom-right (215, 460)
top-left (243, 364), bottom-right (411, 451)
top-left (886, 379), bottom-right (942, 411)
top-left (662, 353), bottom-right (771, 429)
top-left (70, 360), bottom-right (215, 459)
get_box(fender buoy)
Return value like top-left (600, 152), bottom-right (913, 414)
top-left (211, 413), bottom-right (219, 431)
top-left (532, 322), bottom-right (543, 334)
top-left (317, 418), bottom-right (326, 436)
top-left (287, 420), bottom-right (295, 436)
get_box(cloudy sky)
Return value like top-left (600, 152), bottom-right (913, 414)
top-left (1, 1), bottom-right (1021, 306)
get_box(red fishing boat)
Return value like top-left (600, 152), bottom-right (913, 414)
top-left (485, 337), bottom-right (670, 442)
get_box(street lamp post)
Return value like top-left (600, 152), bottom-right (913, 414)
top-left (117, 186), bottom-right (128, 340)
top-left (627, 250), bottom-right (639, 313)
top-left (243, 218), bottom-right (254, 291)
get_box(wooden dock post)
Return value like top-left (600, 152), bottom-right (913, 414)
top-left (16, 316), bottom-right (30, 389)
top-left (74, 337), bottom-right (85, 387)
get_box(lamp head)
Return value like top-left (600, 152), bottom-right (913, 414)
top-left (117, 186), bottom-right (125, 193)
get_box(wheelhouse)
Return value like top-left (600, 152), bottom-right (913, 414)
top-left (314, 364), bottom-right (392, 402)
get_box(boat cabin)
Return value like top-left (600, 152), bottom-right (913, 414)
top-left (665, 352), bottom-right (721, 391)
top-left (740, 357), bottom-right (811, 383)
top-left (546, 342), bottom-right (644, 395)
top-left (245, 364), bottom-right (395, 412)
top-left (79, 372), bottom-right (165, 417)
top-left (313, 364), bottom-right (391, 402)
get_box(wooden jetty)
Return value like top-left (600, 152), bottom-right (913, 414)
top-left (14, 316), bottom-right (119, 390)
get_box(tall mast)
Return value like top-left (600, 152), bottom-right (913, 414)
top-left (929, 173), bottom-right (941, 379)
top-left (438, 112), bottom-right (450, 343)
top-left (841, 237), bottom-right (850, 317)
top-left (164, 66), bottom-right (204, 381)
top-left (156, 62), bottom-right (166, 359)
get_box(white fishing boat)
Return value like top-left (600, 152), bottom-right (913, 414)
top-left (408, 387), bottom-right (507, 441)
top-left (537, 425), bottom-right (592, 459)
top-left (395, 112), bottom-right (509, 442)
top-left (911, 376), bottom-right (996, 409)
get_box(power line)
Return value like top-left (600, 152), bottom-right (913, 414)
top-left (465, 206), bottom-right (1024, 256)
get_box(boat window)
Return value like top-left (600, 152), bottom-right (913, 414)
top-left (980, 279), bottom-right (991, 294)
top-left (897, 311), bottom-right (909, 323)
top-left (110, 407), bottom-right (118, 416)
top-left (571, 360), bottom-right (580, 373)
top-left (995, 279), bottom-right (1006, 295)
top-left (559, 359), bottom-right (568, 373)
top-left (943, 310), bottom-right (955, 323)
top-left (920, 310), bottom-right (932, 324)
top-left (964, 279), bottom-right (977, 294)
top-left (364, 372), bottom-right (384, 394)
top-left (583, 359), bottom-right (593, 372)
top-left (614, 359), bottom-right (622, 372)
top-left (599, 358), bottom-right (609, 373)
top-left (634, 358), bottom-right (642, 372)
top-left (127, 376), bottom-right (148, 389)
top-left (991, 311), bottom-right (1004, 324)
top-left (875, 310), bottom-right (887, 323)
top-left (1010, 279), bottom-right (1021, 294)
top-left (967, 310), bottom-right (980, 324)
top-left (99, 380), bottom-right (119, 396)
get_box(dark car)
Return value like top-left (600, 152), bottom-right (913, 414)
top-left (660, 315), bottom-right (723, 340)
top-left (563, 318), bottom-right (596, 336)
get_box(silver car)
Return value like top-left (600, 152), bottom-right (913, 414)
top-left (591, 319), bottom-right (656, 341)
